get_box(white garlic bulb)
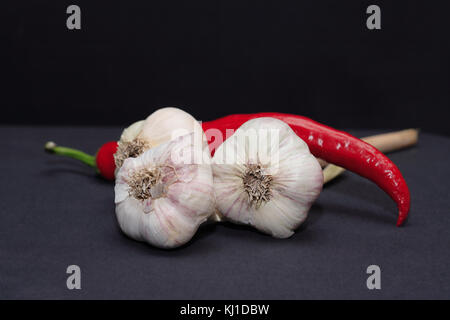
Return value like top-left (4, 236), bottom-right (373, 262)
top-left (115, 133), bottom-right (214, 249)
top-left (114, 107), bottom-right (204, 170)
top-left (212, 117), bottom-right (323, 238)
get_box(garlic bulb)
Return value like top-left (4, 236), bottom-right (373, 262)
top-left (212, 117), bottom-right (323, 238)
top-left (114, 107), bottom-right (204, 170)
top-left (115, 133), bottom-right (214, 249)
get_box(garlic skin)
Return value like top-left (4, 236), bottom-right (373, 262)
top-left (115, 133), bottom-right (214, 249)
top-left (212, 117), bottom-right (323, 238)
top-left (114, 107), bottom-right (204, 170)
top-left (119, 120), bottom-right (145, 144)
top-left (138, 107), bottom-right (204, 149)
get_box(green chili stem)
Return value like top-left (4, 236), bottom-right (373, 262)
top-left (45, 141), bottom-right (96, 168)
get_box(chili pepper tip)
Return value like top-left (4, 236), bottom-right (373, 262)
top-left (396, 208), bottom-right (409, 227)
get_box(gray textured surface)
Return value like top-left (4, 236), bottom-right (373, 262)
top-left (0, 126), bottom-right (449, 299)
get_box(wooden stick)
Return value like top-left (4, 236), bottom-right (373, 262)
top-left (323, 129), bottom-right (419, 184)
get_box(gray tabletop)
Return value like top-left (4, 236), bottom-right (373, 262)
top-left (1, 126), bottom-right (449, 299)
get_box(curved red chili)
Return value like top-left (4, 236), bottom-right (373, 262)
top-left (45, 141), bottom-right (117, 180)
top-left (202, 113), bottom-right (410, 226)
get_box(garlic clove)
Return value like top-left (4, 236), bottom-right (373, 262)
top-left (114, 132), bottom-right (214, 249)
top-left (138, 107), bottom-right (204, 148)
top-left (119, 120), bottom-right (145, 144)
top-left (249, 189), bottom-right (314, 238)
top-left (138, 199), bottom-right (199, 248)
top-left (211, 163), bottom-right (251, 223)
top-left (116, 198), bottom-right (145, 242)
top-left (212, 117), bottom-right (323, 238)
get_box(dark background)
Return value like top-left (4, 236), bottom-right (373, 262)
top-left (2, 1), bottom-right (450, 135)
top-left (2, 2), bottom-right (450, 300)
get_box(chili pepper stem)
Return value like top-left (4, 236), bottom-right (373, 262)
top-left (45, 141), bottom-right (96, 168)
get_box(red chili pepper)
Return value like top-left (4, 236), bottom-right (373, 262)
top-left (45, 141), bottom-right (117, 180)
top-left (202, 113), bottom-right (410, 226)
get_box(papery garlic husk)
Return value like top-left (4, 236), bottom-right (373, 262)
top-left (114, 107), bottom-right (204, 171)
top-left (212, 117), bottom-right (324, 238)
top-left (119, 120), bottom-right (145, 144)
top-left (115, 132), bottom-right (214, 249)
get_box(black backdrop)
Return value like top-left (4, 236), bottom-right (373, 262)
top-left (2, 1), bottom-right (450, 135)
